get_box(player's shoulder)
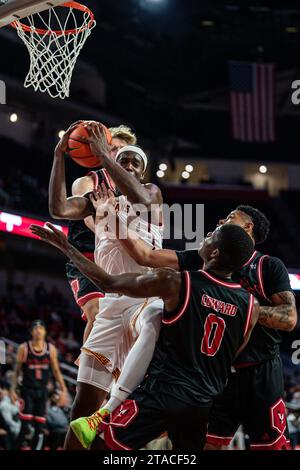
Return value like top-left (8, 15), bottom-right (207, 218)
top-left (144, 182), bottom-right (162, 193)
top-left (144, 183), bottom-right (163, 203)
top-left (48, 342), bottom-right (56, 353)
top-left (17, 342), bottom-right (28, 362)
top-left (18, 342), bottom-right (27, 352)
top-left (261, 254), bottom-right (287, 271)
top-left (152, 267), bottom-right (181, 287)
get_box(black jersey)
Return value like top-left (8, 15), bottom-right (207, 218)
top-left (67, 169), bottom-right (116, 253)
top-left (22, 341), bottom-right (51, 390)
top-left (147, 270), bottom-right (254, 406)
top-left (176, 249), bottom-right (293, 365)
top-left (231, 251), bottom-right (292, 365)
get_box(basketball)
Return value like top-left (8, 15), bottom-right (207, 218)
top-left (68, 122), bottom-right (112, 168)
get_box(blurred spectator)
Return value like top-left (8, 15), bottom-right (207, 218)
top-left (46, 391), bottom-right (69, 450)
top-left (287, 392), bottom-right (300, 449)
top-left (0, 384), bottom-right (20, 449)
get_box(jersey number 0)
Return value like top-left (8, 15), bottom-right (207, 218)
top-left (201, 313), bottom-right (226, 356)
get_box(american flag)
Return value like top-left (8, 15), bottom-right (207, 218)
top-left (228, 61), bottom-right (275, 143)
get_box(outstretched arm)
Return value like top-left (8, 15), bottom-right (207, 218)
top-left (30, 223), bottom-right (180, 310)
top-left (49, 122), bottom-right (94, 220)
top-left (119, 226), bottom-right (180, 269)
top-left (90, 184), bottom-right (174, 268)
top-left (78, 124), bottom-right (162, 208)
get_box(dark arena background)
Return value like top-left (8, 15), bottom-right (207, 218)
top-left (0, 0), bottom-right (300, 454)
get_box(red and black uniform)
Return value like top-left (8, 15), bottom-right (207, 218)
top-left (19, 341), bottom-right (51, 427)
top-left (16, 341), bottom-right (53, 449)
top-left (102, 270), bottom-right (254, 450)
top-left (66, 169), bottom-right (115, 318)
top-left (176, 249), bottom-right (293, 450)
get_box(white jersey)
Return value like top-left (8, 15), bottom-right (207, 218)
top-left (94, 195), bottom-right (163, 276)
top-left (79, 195), bottom-right (164, 390)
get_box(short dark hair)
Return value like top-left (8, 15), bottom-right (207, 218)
top-left (30, 320), bottom-right (46, 333)
top-left (215, 224), bottom-right (254, 272)
top-left (236, 205), bottom-right (270, 244)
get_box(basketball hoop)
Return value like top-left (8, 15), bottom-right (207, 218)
top-left (11, 2), bottom-right (96, 99)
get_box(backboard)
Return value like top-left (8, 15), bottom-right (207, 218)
top-left (0, 0), bottom-right (66, 27)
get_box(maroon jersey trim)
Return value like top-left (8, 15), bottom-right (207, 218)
top-left (28, 341), bottom-right (47, 357)
top-left (101, 168), bottom-right (116, 191)
top-left (199, 270), bottom-right (241, 289)
top-left (242, 250), bottom-right (258, 267)
top-left (243, 293), bottom-right (255, 338)
top-left (87, 170), bottom-right (99, 191)
top-left (258, 255), bottom-right (271, 303)
top-left (77, 292), bottom-right (105, 308)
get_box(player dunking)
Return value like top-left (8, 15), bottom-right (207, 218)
top-left (11, 321), bottom-right (67, 450)
top-left (48, 122), bottom-right (164, 450)
top-left (30, 222), bottom-right (259, 450)
top-left (49, 124), bottom-right (137, 344)
top-left (111, 204), bottom-right (297, 450)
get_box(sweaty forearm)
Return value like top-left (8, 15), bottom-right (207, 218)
top-left (102, 155), bottom-right (151, 206)
top-left (259, 304), bottom-right (297, 331)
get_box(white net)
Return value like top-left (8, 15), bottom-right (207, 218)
top-left (12, 3), bottom-right (96, 99)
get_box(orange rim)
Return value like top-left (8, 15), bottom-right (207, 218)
top-left (10, 1), bottom-right (94, 36)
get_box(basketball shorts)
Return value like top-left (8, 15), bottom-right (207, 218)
top-left (102, 376), bottom-right (210, 450)
top-left (77, 351), bottom-right (115, 393)
top-left (66, 261), bottom-right (104, 319)
top-left (81, 295), bottom-right (163, 378)
top-left (19, 387), bottom-right (48, 424)
top-left (206, 355), bottom-right (291, 450)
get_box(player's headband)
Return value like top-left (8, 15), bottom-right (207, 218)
top-left (30, 320), bottom-right (46, 332)
top-left (115, 145), bottom-right (147, 171)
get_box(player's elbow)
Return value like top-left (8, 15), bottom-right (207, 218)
top-left (286, 311), bottom-right (298, 331)
top-left (49, 204), bottom-right (65, 219)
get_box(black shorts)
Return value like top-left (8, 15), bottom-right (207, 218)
top-left (102, 379), bottom-right (210, 450)
top-left (66, 261), bottom-right (104, 319)
top-left (19, 387), bottom-right (48, 424)
top-left (206, 355), bottom-right (290, 450)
